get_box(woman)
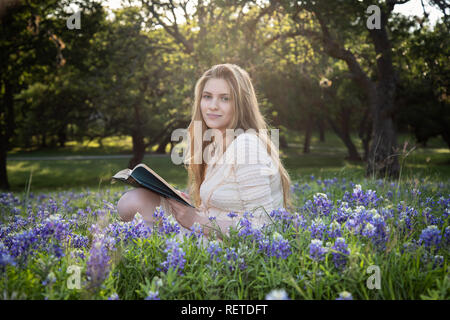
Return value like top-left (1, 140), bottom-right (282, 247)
top-left (117, 63), bottom-right (292, 238)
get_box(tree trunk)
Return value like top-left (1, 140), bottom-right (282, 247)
top-left (41, 133), bottom-right (47, 148)
top-left (313, 8), bottom-right (400, 178)
top-left (358, 108), bottom-right (372, 161)
top-left (0, 137), bottom-right (9, 190)
top-left (128, 131), bottom-right (145, 169)
top-left (128, 104), bottom-right (146, 168)
top-left (303, 120), bottom-right (312, 154)
top-left (156, 134), bottom-right (172, 154)
top-left (0, 79), bottom-right (15, 190)
top-left (318, 118), bottom-right (325, 142)
top-left (366, 86), bottom-right (400, 178)
top-left (57, 127), bottom-right (67, 148)
top-left (326, 113), bottom-right (361, 162)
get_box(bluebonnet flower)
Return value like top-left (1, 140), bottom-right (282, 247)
top-left (269, 208), bottom-right (294, 231)
top-left (343, 184), bottom-right (381, 208)
top-left (160, 215), bottom-right (181, 235)
top-left (224, 247), bottom-right (246, 271)
top-left (152, 206), bottom-right (165, 220)
top-left (327, 220), bottom-right (342, 239)
top-left (421, 207), bottom-right (443, 227)
top-left (86, 234), bottom-right (112, 288)
top-left (293, 213), bottom-right (308, 231)
top-left (0, 242), bottom-right (16, 269)
top-left (386, 190), bottom-right (393, 200)
top-left (444, 226), bottom-right (450, 247)
top-left (309, 217), bottom-right (326, 240)
top-left (333, 202), bottom-right (352, 223)
top-left (362, 222), bottom-right (376, 237)
top-left (105, 214), bottom-right (152, 245)
top-left (336, 291), bottom-right (353, 300)
top-left (108, 293), bottom-right (119, 300)
top-left (312, 193), bottom-right (333, 216)
top-left (419, 225), bottom-right (442, 250)
top-left (227, 211), bottom-right (238, 219)
top-left (237, 217), bottom-right (263, 242)
top-left (67, 234), bottom-right (89, 249)
top-left (187, 222), bottom-right (204, 241)
top-left (265, 289), bottom-right (290, 300)
top-left (145, 290), bottom-right (160, 300)
top-left (159, 239), bottom-right (186, 275)
top-left (207, 240), bottom-right (222, 263)
top-left (402, 239), bottom-right (419, 254)
top-left (331, 237), bottom-right (350, 269)
top-left (426, 255), bottom-right (444, 269)
top-left (309, 239), bottom-right (328, 262)
top-left (259, 232), bottom-right (292, 259)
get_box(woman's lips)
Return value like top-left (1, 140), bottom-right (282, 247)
top-left (207, 114), bottom-right (222, 119)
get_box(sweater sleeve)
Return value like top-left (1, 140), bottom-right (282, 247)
top-left (232, 133), bottom-right (277, 228)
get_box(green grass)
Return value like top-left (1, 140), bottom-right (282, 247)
top-left (6, 131), bottom-right (450, 192)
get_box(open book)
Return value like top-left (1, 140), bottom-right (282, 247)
top-left (111, 163), bottom-right (195, 208)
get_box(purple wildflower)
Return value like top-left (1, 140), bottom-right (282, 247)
top-left (160, 215), bottom-right (180, 235)
top-left (207, 240), bottom-right (223, 263)
top-left (336, 291), bottom-right (353, 300)
top-left (327, 220), bottom-right (342, 239)
top-left (309, 239), bottom-right (328, 261)
top-left (227, 212), bottom-right (238, 219)
top-left (419, 225), bottom-right (442, 250)
top-left (145, 290), bottom-right (160, 300)
top-left (309, 218), bottom-right (327, 240)
top-left (159, 239), bottom-right (186, 275)
top-left (331, 237), bottom-right (350, 269)
top-left (258, 232), bottom-right (292, 259)
top-left (86, 236), bottom-right (112, 288)
top-left (108, 293), bottom-right (119, 300)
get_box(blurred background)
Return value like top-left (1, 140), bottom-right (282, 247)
top-left (1, 0), bottom-right (449, 192)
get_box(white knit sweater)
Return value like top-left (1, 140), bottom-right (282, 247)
top-left (159, 132), bottom-right (284, 232)
top-left (198, 132), bottom-right (284, 228)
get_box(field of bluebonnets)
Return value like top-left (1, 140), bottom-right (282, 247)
top-left (1, 174), bottom-right (449, 300)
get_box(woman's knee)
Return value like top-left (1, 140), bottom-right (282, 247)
top-left (117, 189), bottom-right (140, 221)
top-left (117, 188), bottom-right (160, 221)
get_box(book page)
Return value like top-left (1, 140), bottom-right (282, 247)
top-left (112, 168), bottom-right (132, 180)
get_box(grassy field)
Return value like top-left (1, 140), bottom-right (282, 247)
top-left (6, 131), bottom-right (450, 193)
top-left (2, 131), bottom-right (449, 300)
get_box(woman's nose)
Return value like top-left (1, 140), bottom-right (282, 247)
top-left (209, 98), bottom-right (219, 108)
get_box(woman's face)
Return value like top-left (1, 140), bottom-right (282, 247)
top-left (200, 78), bottom-right (234, 136)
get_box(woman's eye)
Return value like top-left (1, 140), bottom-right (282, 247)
top-left (222, 97), bottom-right (229, 101)
top-left (203, 95), bottom-right (210, 99)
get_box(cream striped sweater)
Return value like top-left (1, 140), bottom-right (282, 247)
top-left (197, 132), bottom-right (284, 228)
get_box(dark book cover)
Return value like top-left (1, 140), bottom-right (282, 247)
top-left (111, 163), bottom-right (195, 208)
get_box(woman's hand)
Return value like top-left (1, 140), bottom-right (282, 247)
top-left (167, 198), bottom-right (199, 230)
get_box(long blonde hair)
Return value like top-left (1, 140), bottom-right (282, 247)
top-left (184, 63), bottom-right (293, 212)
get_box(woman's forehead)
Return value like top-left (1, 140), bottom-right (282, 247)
top-left (203, 78), bottom-right (230, 94)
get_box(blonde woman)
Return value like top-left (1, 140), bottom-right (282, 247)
top-left (117, 63), bottom-right (292, 238)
